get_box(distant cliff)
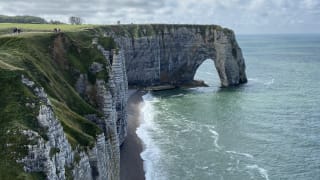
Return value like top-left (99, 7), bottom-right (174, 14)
top-left (100, 24), bottom-right (247, 87)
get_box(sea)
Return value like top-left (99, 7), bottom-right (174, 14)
top-left (136, 34), bottom-right (320, 180)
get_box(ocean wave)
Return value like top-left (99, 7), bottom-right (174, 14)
top-left (248, 78), bottom-right (260, 82)
top-left (208, 128), bottom-right (221, 149)
top-left (248, 77), bottom-right (275, 86)
top-left (226, 150), bottom-right (254, 159)
top-left (136, 93), bottom-right (166, 180)
top-left (264, 78), bottom-right (274, 86)
top-left (170, 93), bottom-right (185, 98)
top-left (246, 164), bottom-right (270, 180)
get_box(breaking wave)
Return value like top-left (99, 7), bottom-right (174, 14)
top-left (136, 93), bottom-right (166, 180)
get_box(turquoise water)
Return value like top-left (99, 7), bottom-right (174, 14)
top-left (137, 34), bottom-right (320, 180)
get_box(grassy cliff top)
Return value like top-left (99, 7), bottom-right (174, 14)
top-left (100, 23), bottom-right (232, 35)
top-left (0, 28), bottom-right (115, 179)
top-left (0, 23), bottom-right (233, 37)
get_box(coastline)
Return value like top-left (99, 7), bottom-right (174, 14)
top-left (120, 89), bottom-right (146, 180)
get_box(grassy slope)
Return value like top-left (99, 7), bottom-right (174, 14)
top-left (0, 25), bottom-right (116, 179)
top-left (0, 70), bottom-right (47, 180)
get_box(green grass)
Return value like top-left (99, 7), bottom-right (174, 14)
top-left (0, 32), bottom-right (107, 114)
top-left (51, 99), bottom-right (102, 149)
top-left (0, 70), bottom-right (47, 180)
top-left (98, 36), bottom-right (117, 50)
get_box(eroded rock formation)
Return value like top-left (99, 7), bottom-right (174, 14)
top-left (105, 24), bottom-right (247, 87)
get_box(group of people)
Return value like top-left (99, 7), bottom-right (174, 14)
top-left (12, 27), bottom-right (62, 35)
top-left (12, 27), bottom-right (22, 34)
top-left (53, 28), bottom-right (61, 33)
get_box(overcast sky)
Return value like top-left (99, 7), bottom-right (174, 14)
top-left (0, 0), bottom-right (319, 34)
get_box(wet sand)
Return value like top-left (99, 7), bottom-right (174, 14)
top-left (120, 90), bottom-right (145, 180)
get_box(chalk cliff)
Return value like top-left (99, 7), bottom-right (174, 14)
top-left (17, 41), bottom-right (127, 179)
top-left (0, 32), bottom-right (127, 179)
top-left (102, 24), bottom-right (247, 87)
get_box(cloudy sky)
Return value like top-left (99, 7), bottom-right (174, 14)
top-left (0, 0), bottom-right (319, 34)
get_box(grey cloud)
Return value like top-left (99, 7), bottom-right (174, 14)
top-left (0, 0), bottom-right (166, 17)
top-left (0, 0), bottom-right (319, 33)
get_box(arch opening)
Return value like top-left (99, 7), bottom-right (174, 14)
top-left (193, 59), bottom-right (220, 87)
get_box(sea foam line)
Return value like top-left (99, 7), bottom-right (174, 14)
top-left (226, 150), bottom-right (254, 159)
top-left (208, 128), bottom-right (221, 149)
top-left (136, 93), bottom-right (165, 180)
top-left (264, 78), bottom-right (274, 85)
top-left (248, 77), bottom-right (275, 86)
top-left (246, 164), bottom-right (270, 180)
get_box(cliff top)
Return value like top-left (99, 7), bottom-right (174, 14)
top-left (0, 23), bottom-right (233, 37)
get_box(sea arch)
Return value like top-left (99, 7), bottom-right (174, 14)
top-left (111, 25), bottom-right (247, 87)
top-left (193, 59), bottom-right (220, 86)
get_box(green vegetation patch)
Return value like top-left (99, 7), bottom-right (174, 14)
top-left (98, 36), bottom-right (117, 50)
top-left (0, 70), bottom-right (46, 180)
top-left (49, 147), bottom-right (60, 158)
top-left (51, 99), bottom-right (102, 149)
top-left (0, 33), bottom-right (103, 115)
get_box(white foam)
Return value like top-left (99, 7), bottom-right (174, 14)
top-left (208, 129), bottom-right (221, 149)
top-left (226, 150), bottom-right (254, 159)
top-left (248, 77), bottom-right (275, 86)
top-left (264, 78), bottom-right (274, 85)
top-left (170, 93), bottom-right (184, 98)
top-left (248, 78), bottom-right (260, 82)
top-left (246, 164), bottom-right (270, 180)
top-left (136, 93), bottom-right (166, 180)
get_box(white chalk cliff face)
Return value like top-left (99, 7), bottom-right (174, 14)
top-left (107, 25), bottom-right (247, 87)
top-left (19, 77), bottom-right (74, 180)
top-left (18, 39), bottom-right (128, 180)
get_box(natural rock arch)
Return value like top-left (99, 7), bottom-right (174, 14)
top-left (164, 47), bottom-right (217, 86)
top-left (191, 58), bottom-right (219, 85)
top-left (108, 24), bottom-right (247, 87)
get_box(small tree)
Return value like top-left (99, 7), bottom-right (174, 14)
top-left (69, 16), bottom-right (82, 25)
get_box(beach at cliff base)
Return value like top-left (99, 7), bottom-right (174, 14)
top-left (120, 90), bottom-right (146, 180)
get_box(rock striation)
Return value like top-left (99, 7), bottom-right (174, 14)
top-left (105, 24), bottom-right (247, 87)
top-left (19, 76), bottom-right (74, 180)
